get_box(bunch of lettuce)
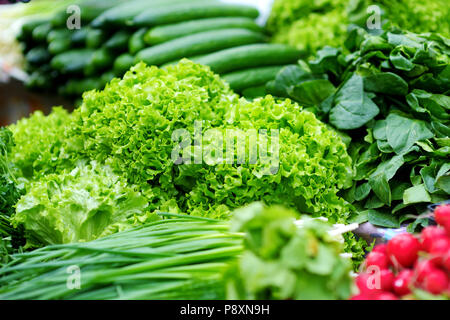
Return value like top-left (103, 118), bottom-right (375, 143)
top-left (7, 60), bottom-right (357, 254)
top-left (226, 203), bottom-right (353, 300)
top-left (267, 28), bottom-right (450, 229)
top-left (62, 60), bottom-right (353, 222)
top-left (9, 107), bottom-right (74, 181)
top-left (349, 0), bottom-right (450, 37)
top-left (267, 0), bottom-right (350, 56)
top-left (12, 162), bottom-right (150, 246)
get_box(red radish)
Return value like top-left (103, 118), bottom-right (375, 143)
top-left (372, 244), bottom-right (387, 254)
top-left (387, 233), bottom-right (421, 268)
top-left (393, 269), bottom-right (414, 296)
top-left (415, 259), bottom-right (438, 284)
top-left (429, 237), bottom-right (450, 265)
top-left (379, 269), bottom-right (395, 292)
top-left (443, 254), bottom-right (450, 272)
top-left (374, 292), bottom-right (399, 300)
top-left (356, 272), bottom-right (384, 296)
top-left (420, 226), bottom-right (447, 252)
top-left (422, 269), bottom-right (449, 295)
top-left (434, 204), bottom-right (450, 227)
top-left (356, 273), bottom-right (376, 295)
top-left (365, 251), bottom-right (389, 270)
top-left (443, 221), bottom-right (450, 237)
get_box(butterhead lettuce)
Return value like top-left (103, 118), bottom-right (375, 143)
top-left (13, 162), bottom-right (150, 246)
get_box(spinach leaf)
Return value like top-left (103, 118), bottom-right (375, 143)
top-left (385, 113), bottom-right (434, 154)
top-left (329, 74), bottom-right (380, 129)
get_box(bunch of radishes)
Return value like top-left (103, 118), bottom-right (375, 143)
top-left (351, 204), bottom-right (450, 300)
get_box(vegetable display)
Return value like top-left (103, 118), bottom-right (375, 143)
top-left (0, 203), bottom-right (353, 300)
top-left (267, 28), bottom-right (450, 227)
top-left (267, 0), bottom-right (450, 56)
top-left (12, 60), bottom-right (353, 224)
top-left (352, 203), bottom-right (450, 300)
top-left (2, 0), bottom-right (449, 302)
top-left (17, 0), bottom-right (301, 99)
top-left (266, 0), bottom-right (350, 55)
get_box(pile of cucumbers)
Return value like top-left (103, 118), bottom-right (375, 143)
top-left (18, 0), bottom-right (303, 100)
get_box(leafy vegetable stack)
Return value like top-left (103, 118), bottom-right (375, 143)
top-left (267, 0), bottom-right (349, 56)
top-left (349, 0), bottom-right (450, 38)
top-left (62, 60), bottom-right (353, 222)
top-left (267, 0), bottom-right (450, 57)
top-left (12, 162), bottom-right (150, 247)
top-left (0, 128), bottom-right (24, 258)
top-left (268, 28), bottom-right (450, 228)
top-left (0, 204), bottom-right (353, 300)
top-left (226, 203), bottom-right (353, 300)
top-left (7, 60), bottom-right (357, 255)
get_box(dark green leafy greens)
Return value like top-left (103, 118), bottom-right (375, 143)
top-left (0, 128), bottom-right (25, 261)
top-left (268, 28), bottom-right (450, 227)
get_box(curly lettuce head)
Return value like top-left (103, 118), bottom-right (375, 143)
top-left (182, 96), bottom-right (354, 221)
top-left (370, 0), bottom-right (449, 37)
top-left (8, 107), bottom-right (74, 181)
top-left (64, 60), bottom-right (352, 222)
top-left (274, 10), bottom-right (348, 55)
top-left (267, 0), bottom-right (349, 55)
top-left (267, 0), bottom-right (348, 34)
top-left (13, 162), bottom-right (150, 246)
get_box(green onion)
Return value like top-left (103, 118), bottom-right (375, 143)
top-left (0, 216), bottom-right (242, 300)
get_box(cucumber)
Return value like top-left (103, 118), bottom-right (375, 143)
top-left (47, 29), bottom-right (72, 43)
top-left (26, 70), bottom-right (51, 90)
top-left (50, 0), bottom-right (127, 27)
top-left (105, 30), bottom-right (131, 51)
top-left (31, 22), bottom-right (52, 43)
top-left (91, 0), bottom-right (192, 28)
top-left (59, 78), bottom-right (104, 97)
top-left (51, 49), bottom-right (95, 74)
top-left (25, 46), bottom-right (51, 65)
top-left (193, 43), bottom-right (303, 74)
top-left (86, 29), bottom-right (108, 49)
top-left (113, 53), bottom-right (135, 76)
top-left (100, 71), bottom-right (116, 86)
top-left (242, 85), bottom-right (267, 100)
top-left (135, 28), bottom-right (265, 67)
top-left (129, 28), bottom-right (147, 54)
top-left (144, 17), bottom-right (262, 45)
top-left (26, 65), bottom-right (58, 90)
top-left (48, 38), bottom-right (72, 55)
top-left (160, 54), bottom-right (208, 69)
top-left (84, 48), bottom-right (115, 76)
top-left (71, 28), bottom-right (90, 46)
top-left (222, 65), bottom-right (285, 92)
top-left (18, 18), bottom-right (48, 43)
top-left (134, 2), bottom-right (259, 27)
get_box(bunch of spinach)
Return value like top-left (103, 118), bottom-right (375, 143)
top-left (268, 27), bottom-right (450, 229)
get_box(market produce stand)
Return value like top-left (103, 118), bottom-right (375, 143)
top-left (0, 0), bottom-right (449, 302)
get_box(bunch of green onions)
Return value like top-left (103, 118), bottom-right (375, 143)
top-left (0, 214), bottom-right (243, 300)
